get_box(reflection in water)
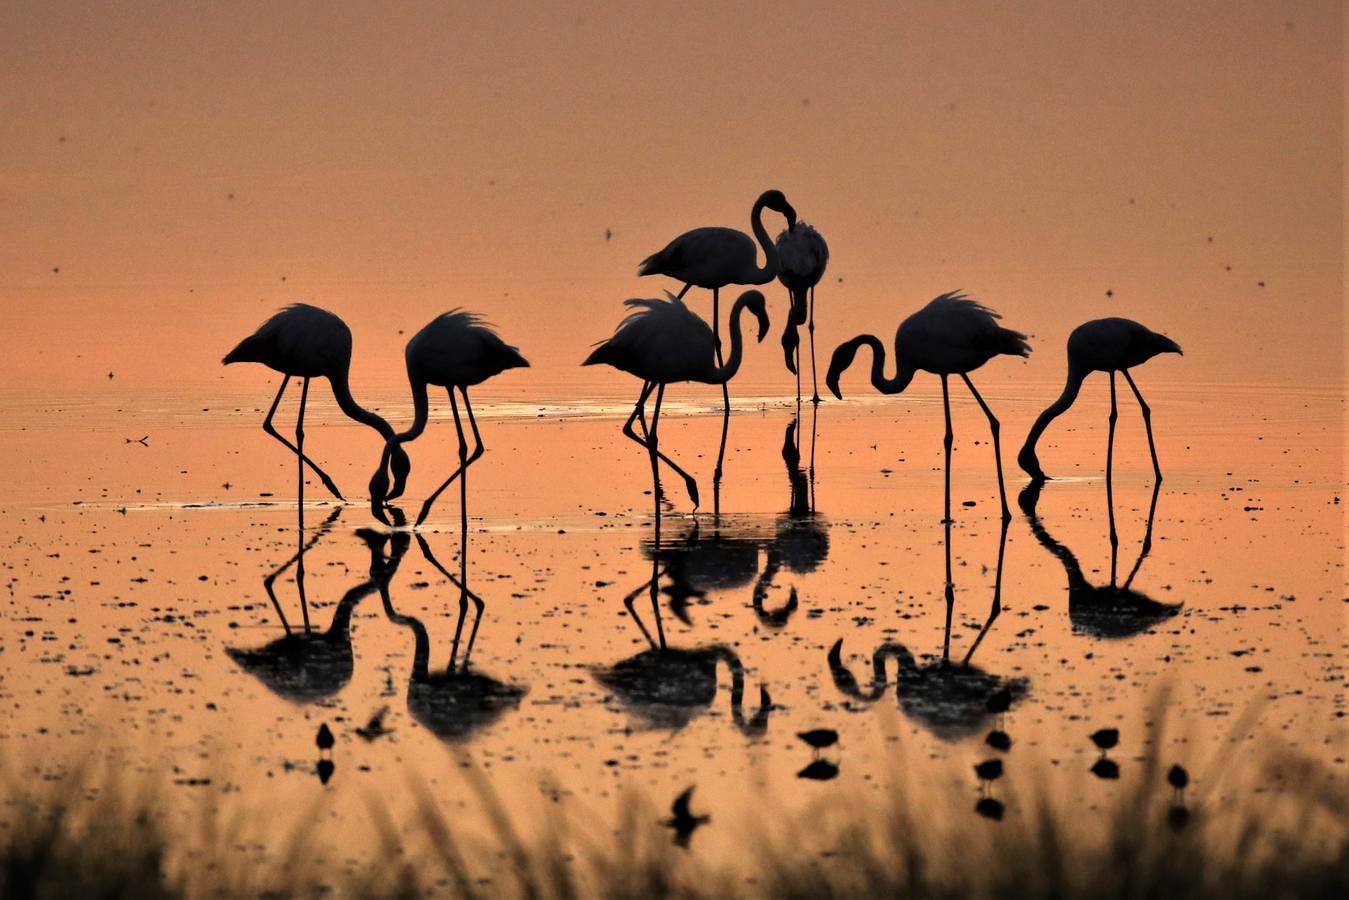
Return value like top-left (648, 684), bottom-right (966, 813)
top-left (1019, 480), bottom-right (1181, 639)
top-left (644, 411), bottom-right (830, 630)
top-left (828, 519), bottom-right (1029, 741)
top-left (595, 512), bottom-right (773, 736)
top-left (375, 527), bottom-right (527, 743)
top-left (227, 509), bottom-right (404, 703)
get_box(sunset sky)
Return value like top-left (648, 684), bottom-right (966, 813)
top-left (0, 0), bottom-right (1341, 397)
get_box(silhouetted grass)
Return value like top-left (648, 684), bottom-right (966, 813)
top-left (2, 725), bottom-right (1344, 899)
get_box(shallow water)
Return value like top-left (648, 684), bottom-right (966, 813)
top-left (0, 375), bottom-right (1343, 876)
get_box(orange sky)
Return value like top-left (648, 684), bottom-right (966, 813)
top-left (0, 0), bottom-right (1342, 398)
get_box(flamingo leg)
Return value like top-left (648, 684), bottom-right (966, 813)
top-left (962, 516), bottom-right (1009, 666)
top-left (941, 375), bottom-right (953, 524)
top-left (648, 384), bottom-right (665, 519)
top-left (1107, 371), bottom-right (1119, 586)
top-left (261, 375), bottom-right (344, 501)
top-left (296, 377), bottom-right (312, 631)
top-left (1121, 369), bottom-right (1163, 482)
top-left (623, 381), bottom-right (700, 507)
top-left (712, 286), bottom-right (730, 512)
top-left (1122, 480), bottom-right (1161, 590)
top-left (809, 285), bottom-right (821, 404)
top-left (414, 390), bottom-right (467, 527)
top-left (941, 515), bottom-right (954, 663)
top-left (960, 373), bottom-right (1011, 521)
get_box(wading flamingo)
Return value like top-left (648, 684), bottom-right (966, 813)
top-left (638, 190), bottom-right (797, 501)
top-left (369, 310), bottom-right (529, 527)
top-left (776, 222), bottom-right (829, 403)
top-left (582, 290), bottom-right (769, 513)
top-left (223, 303), bottom-right (410, 504)
top-left (826, 292), bottom-right (1030, 521)
top-left (1017, 318), bottom-right (1181, 483)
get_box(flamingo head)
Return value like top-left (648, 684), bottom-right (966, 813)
top-left (737, 289), bottom-right (769, 342)
top-left (759, 189), bottom-right (797, 232)
top-left (1151, 333), bottom-right (1183, 357)
top-left (825, 337), bottom-right (865, 399)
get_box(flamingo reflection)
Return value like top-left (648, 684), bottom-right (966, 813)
top-left (1018, 479), bottom-right (1180, 638)
top-left (827, 519), bottom-right (1027, 741)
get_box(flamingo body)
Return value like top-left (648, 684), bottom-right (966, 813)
top-left (405, 310), bottom-right (529, 388)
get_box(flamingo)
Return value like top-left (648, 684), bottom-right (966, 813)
top-left (826, 292), bottom-right (1030, 522)
top-left (223, 303), bottom-right (410, 504)
top-left (582, 290), bottom-right (769, 511)
top-left (1017, 318), bottom-right (1181, 483)
top-left (775, 222), bottom-right (829, 403)
top-left (369, 310), bottom-right (529, 527)
top-left (638, 190), bottom-right (797, 498)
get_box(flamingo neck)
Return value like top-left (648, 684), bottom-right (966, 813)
top-left (395, 378), bottom-right (431, 444)
top-left (329, 369), bottom-right (395, 439)
top-left (705, 295), bottom-right (752, 384)
top-left (859, 334), bottom-right (916, 394)
top-left (747, 197), bottom-right (780, 284)
top-left (1018, 363), bottom-right (1088, 476)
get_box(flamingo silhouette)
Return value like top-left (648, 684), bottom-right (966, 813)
top-left (369, 310), bottom-right (528, 527)
top-left (1017, 318), bottom-right (1181, 483)
top-left (638, 190), bottom-right (797, 503)
top-left (223, 303), bottom-right (410, 504)
top-left (826, 293), bottom-right (1030, 521)
top-left (776, 222), bottom-right (829, 404)
top-left (582, 291), bottom-right (769, 512)
top-left (1018, 479), bottom-right (1181, 638)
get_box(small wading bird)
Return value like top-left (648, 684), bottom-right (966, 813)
top-left (776, 222), bottom-right (829, 403)
top-left (1017, 318), bottom-right (1181, 483)
top-left (827, 293), bottom-right (1030, 522)
top-left (638, 190), bottom-right (797, 499)
top-left (369, 310), bottom-right (528, 527)
top-left (662, 786), bottom-right (710, 848)
top-left (582, 291), bottom-right (770, 511)
top-left (797, 728), bottom-right (839, 756)
top-left (223, 304), bottom-right (410, 503)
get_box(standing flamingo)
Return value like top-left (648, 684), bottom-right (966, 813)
top-left (582, 290), bottom-right (769, 512)
top-left (369, 310), bottom-right (529, 527)
top-left (1017, 318), bottom-right (1181, 484)
top-left (638, 190), bottom-right (797, 501)
top-left (776, 222), bottom-right (829, 404)
top-left (826, 292), bottom-right (1030, 522)
top-left (223, 303), bottom-right (410, 505)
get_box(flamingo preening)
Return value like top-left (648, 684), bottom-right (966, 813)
top-left (776, 222), bottom-right (829, 403)
top-left (582, 290), bottom-right (770, 512)
top-left (826, 293), bottom-right (1030, 522)
top-left (223, 303), bottom-right (410, 504)
top-left (638, 190), bottom-right (797, 500)
top-left (369, 310), bottom-right (529, 527)
top-left (1017, 318), bottom-right (1181, 484)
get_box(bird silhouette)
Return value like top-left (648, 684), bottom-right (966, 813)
top-left (974, 758), bottom-right (1003, 783)
top-left (1017, 317), bottom-right (1181, 484)
top-left (1019, 480), bottom-right (1181, 639)
top-left (369, 310), bottom-right (528, 527)
top-left (776, 222), bottom-right (829, 403)
top-left (1090, 758), bottom-right (1121, 780)
top-left (975, 796), bottom-right (1005, 820)
top-left (797, 729), bottom-right (839, 755)
top-left (645, 520), bottom-right (761, 625)
top-left (355, 706), bottom-right (393, 742)
top-left (827, 293), bottom-right (1030, 522)
top-left (315, 723), bottom-right (335, 754)
top-left (223, 303), bottom-right (411, 505)
top-left (638, 190), bottom-right (797, 507)
top-left (583, 291), bottom-right (769, 512)
top-left (1089, 728), bottom-right (1119, 752)
top-left (796, 759), bottom-right (840, 781)
top-left (985, 730), bottom-right (1012, 752)
top-left (1168, 763), bottom-right (1189, 795)
top-left (662, 786), bottom-right (710, 848)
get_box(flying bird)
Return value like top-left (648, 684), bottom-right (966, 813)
top-left (369, 310), bottom-right (528, 527)
top-left (662, 786), bottom-right (710, 848)
top-left (583, 291), bottom-right (769, 511)
top-left (1017, 318), bottom-right (1181, 483)
top-left (776, 222), bottom-right (829, 403)
top-left (827, 293), bottom-right (1030, 522)
top-left (224, 304), bottom-right (410, 504)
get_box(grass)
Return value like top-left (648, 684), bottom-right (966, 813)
top-left (1, 721), bottom-right (1345, 899)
